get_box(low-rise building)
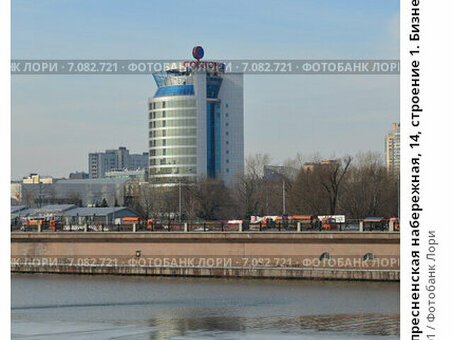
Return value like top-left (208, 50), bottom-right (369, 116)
top-left (69, 172), bottom-right (89, 179)
top-left (304, 160), bottom-right (339, 172)
top-left (11, 204), bottom-right (140, 226)
top-left (18, 177), bottom-right (130, 207)
top-left (50, 177), bottom-right (130, 207)
top-left (61, 207), bottom-right (140, 225)
top-left (22, 173), bottom-right (54, 184)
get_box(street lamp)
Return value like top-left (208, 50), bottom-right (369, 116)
top-left (178, 181), bottom-right (182, 223)
top-left (282, 180), bottom-right (286, 215)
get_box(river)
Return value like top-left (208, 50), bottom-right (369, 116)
top-left (11, 274), bottom-right (399, 339)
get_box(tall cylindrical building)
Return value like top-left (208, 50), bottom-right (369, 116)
top-left (148, 53), bottom-right (244, 185)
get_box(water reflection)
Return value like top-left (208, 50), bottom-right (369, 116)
top-left (147, 313), bottom-right (399, 339)
top-left (12, 275), bottom-right (399, 339)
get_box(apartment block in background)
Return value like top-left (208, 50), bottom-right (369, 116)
top-left (385, 123), bottom-right (400, 177)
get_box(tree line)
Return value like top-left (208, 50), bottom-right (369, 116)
top-left (127, 152), bottom-right (399, 222)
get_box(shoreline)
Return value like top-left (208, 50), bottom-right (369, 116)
top-left (11, 267), bottom-right (400, 282)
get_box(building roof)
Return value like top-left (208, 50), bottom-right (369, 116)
top-left (11, 208), bottom-right (36, 219)
top-left (11, 205), bottom-right (139, 219)
top-left (36, 204), bottom-right (78, 213)
top-left (61, 207), bottom-right (139, 217)
top-left (155, 85), bottom-right (194, 97)
top-left (15, 205), bottom-right (78, 219)
top-left (11, 205), bottom-right (29, 214)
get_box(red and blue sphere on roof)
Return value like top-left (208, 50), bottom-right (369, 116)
top-left (192, 46), bottom-right (204, 60)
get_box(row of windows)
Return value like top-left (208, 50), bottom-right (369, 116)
top-left (149, 109), bottom-right (197, 120)
top-left (149, 99), bottom-right (196, 110)
top-left (149, 167), bottom-right (197, 175)
top-left (149, 119), bottom-right (196, 129)
top-left (149, 147), bottom-right (197, 157)
top-left (225, 110), bottom-right (230, 164)
top-left (149, 138), bottom-right (197, 147)
top-left (149, 128), bottom-right (197, 138)
top-left (149, 176), bottom-right (196, 184)
top-left (149, 157), bottom-right (197, 166)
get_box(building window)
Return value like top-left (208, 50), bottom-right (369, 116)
top-left (225, 113), bottom-right (229, 117)
top-left (226, 168), bottom-right (230, 173)
top-left (226, 150), bottom-right (229, 154)
top-left (162, 102), bottom-right (166, 108)
top-left (226, 141), bottom-right (229, 145)
top-left (225, 104), bottom-right (229, 108)
top-left (226, 159), bottom-right (229, 163)
top-left (225, 122), bottom-right (229, 127)
top-left (225, 131), bottom-right (229, 136)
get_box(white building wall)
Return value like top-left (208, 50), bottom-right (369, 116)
top-left (218, 73), bottom-right (244, 184)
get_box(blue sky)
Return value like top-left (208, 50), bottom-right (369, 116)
top-left (11, 0), bottom-right (400, 179)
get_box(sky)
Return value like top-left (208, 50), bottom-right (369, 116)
top-left (11, 0), bottom-right (400, 180)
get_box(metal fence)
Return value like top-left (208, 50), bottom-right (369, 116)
top-left (10, 219), bottom-right (398, 233)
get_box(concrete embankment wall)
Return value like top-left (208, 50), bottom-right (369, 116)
top-left (11, 232), bottom-right (400, 281)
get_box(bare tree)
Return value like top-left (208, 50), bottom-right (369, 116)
top-left (232, 153), bottom-right (272, 218)
top-left (319, 156), bottom-right (353, 215)
top-left (288, 168), bottom-right (329, 215)
top-left (181, 182), bottom-right (199, 221)
top-left (282, 152), bottom-right (304, 171)
top-left (341, 152), bottom-right (398, 218)
top-left (288, 156), bottom-right (353, 216)
top-left (128, 152), bottom-right (398, 222)
top-left (233, 174), bottom-right (263, 218)
top-left (154, 186), bottom-right (179, 222)
top-left (191, 177), bottom-right (234, 220)
top-left (245, 153), bottom-right (271, 178)
top-left (136, 184), bottom-right (157, 219)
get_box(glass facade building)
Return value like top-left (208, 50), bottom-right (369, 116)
top-left (148, 62), bottom-right (244, 184)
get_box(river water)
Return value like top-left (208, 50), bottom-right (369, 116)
top-left (11, 274), bottom-right (399, 339)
